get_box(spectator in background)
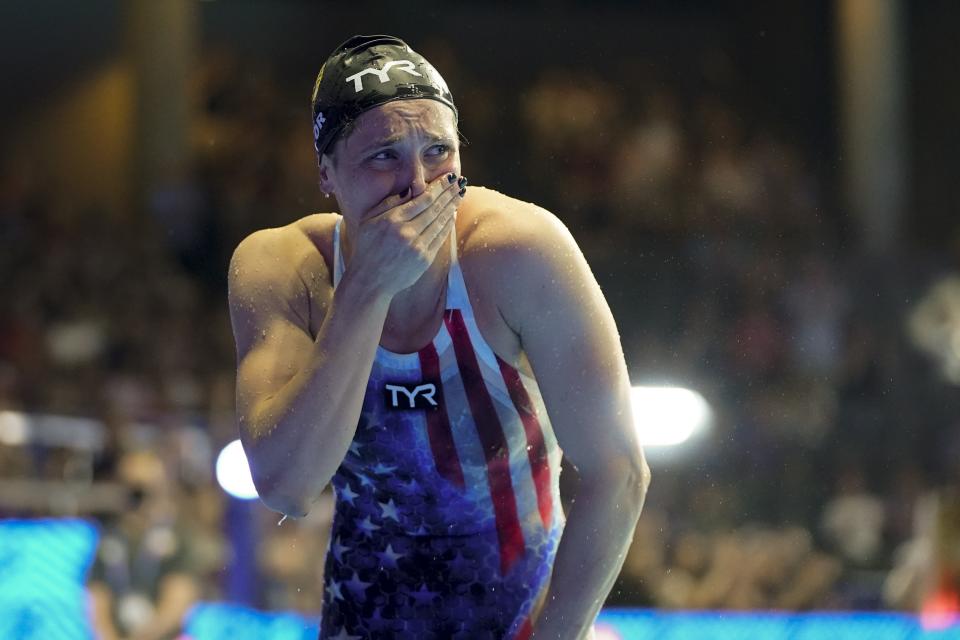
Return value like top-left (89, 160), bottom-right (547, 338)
top-left (820, 462), bottom-right (886, 568)
top-left (87, 450), bottom-right (200, 640)
top-left (257, 494), bottom-right (333, 614)
top-left (885, 485), bottom-right (960, 629)
top-left (610, 87), bottom-right (686, 233)
top-left (521, 67), bottom-right (621, 238)
top-left (782, 252), bottom-right (849, 381)
top-left (917, 488), bottom-right (960, 626)
top-left (656, 526), bottom-right (841, 611)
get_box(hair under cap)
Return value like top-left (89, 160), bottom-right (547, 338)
top-left (311, 35), bottom-right (457, 160)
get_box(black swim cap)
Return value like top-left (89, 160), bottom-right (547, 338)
top-left (311, 35), bottom-right (457, 160)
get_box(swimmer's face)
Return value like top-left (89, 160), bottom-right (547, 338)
top-left (319, 99), bottom-right (461, 220)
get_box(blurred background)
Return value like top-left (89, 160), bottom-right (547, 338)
top-left (2, 0), bottom-right (960, 638)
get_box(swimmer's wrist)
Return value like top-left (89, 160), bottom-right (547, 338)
top-left (336, 268), bottom-right (394, 309)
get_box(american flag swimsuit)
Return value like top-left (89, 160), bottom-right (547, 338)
top-left (318, 216), bottom-right (566, 639)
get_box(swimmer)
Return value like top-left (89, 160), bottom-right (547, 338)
top-left (228, 34), bottom-right (650, 640)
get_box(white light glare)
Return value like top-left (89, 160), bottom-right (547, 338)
top-left (215, 439), bottom-right (259, 500)
top-left (630, 386), bottom-right (712, 447)
top-left (0, 411), bottom-right (29, 445)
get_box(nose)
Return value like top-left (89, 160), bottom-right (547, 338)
top-left (401, 158), bottom-right (429, 199)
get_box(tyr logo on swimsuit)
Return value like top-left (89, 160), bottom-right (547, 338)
top-left (383, 382), bottom-right (440, 410)
top-left (344, 60), bottom-right (423, 92)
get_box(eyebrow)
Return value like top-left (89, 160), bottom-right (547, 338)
top-left (360, 134), bottom-right (454, 154)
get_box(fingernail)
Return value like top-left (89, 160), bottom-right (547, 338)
top-left (459, 186), bottom-right (467, 197)
top-left (457, 176), bottom-right (468, 188)
top-left (447, 173), bottom-right (457, 183)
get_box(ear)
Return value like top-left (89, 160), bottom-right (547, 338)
top-left (317, 155), bottom-right (335, 196)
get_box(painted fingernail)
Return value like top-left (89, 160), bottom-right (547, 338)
top-left (457, 176), bottom-right (468, 188)
top-left (447, 173), bottom-right (457, 183)
top-left (459, 186), bottom-right (467, 197)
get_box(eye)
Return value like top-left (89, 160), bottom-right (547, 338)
top-left (426, 143), bottom-right (451, 158)
top-left (369, 149), bottom-right (397, 161)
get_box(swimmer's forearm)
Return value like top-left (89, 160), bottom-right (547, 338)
top-left (246, 270), bottom-right (392, 516)
top-left (531, 468), bottom-right (648, 640)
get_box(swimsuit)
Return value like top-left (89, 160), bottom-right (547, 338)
top-left (318, 217), bottom-right (566, 639)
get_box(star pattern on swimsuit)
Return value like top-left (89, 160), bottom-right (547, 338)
top-left (367, 606), bottom-right (390, 633)
top-left (400, 477), bottom-right (421, 494)
top-left (331, 536), bottom-right (351, 563)
top-left (448, 549), bottom-right (473, 575)
top-left (345, 570), bottom-right (372, 600)
top-left (378, 498), bottom-right (401, 522)
top-left (356, 473), bottom-right (375, 488)
top-left (409, 583), bottom-right (440, 606)
top-left (338, 483), bottom-right (359, 505)
top-left (371, 462), bottom-right (398, 474)
top-left (356, 516), bottom-right (381, 538)
top-left (374, 543), bottom-right (406, 569)
top-left (328, 627), bottom-right (360, 640)
top-left (327, 578), bottom-right (344, 602)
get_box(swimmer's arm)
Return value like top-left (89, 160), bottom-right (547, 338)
top-left (498, 208), bottom-right (650, 640)
top-left (229, 229), bottom-right (392, 517)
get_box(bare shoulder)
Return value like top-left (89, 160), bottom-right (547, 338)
top-left (459, 187), bottom-right (590, 332)
top-left (459, 186), bottom-right (572, 261)
top-left (460, 187), bottom-right (580, 283)
top-left (228, 213), bottom-right (337, 337)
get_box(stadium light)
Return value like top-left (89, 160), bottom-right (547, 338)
top-left (215, 439), bottom-right (259, 500)
top-left (630, 385), bottom-right (712, 447)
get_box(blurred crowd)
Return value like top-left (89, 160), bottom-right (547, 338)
top-left (2, 37), bottom-right (960, 636)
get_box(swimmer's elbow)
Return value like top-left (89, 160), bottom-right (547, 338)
top-left (253, 474), bottom-right (312, 518)
top-left (244, 446), bottom-right (321, 518)
top-left (585, 452), bottom-right (651, 508)
top-left (635, 455), bottom-right (652, 494)
top-left (263, 494), bottom-right (311, 519)
top-left (623, 453), bottom-right (652, 506)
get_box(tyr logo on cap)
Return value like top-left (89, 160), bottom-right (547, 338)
top-left (345, 60), bottom-right (423, 92)
top-left (384, 382), bottom-right (440, 410)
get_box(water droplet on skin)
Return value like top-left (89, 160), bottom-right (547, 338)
top-left (278, 515), bottom-right (288, 526)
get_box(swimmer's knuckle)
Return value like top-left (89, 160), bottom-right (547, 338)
top-left (414, 246), bottom-right (430, 264)
top-left (398, 228), bottom-right (417, 244)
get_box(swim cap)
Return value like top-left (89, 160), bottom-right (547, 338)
top-left (311, 35), bottom-right (457, 159)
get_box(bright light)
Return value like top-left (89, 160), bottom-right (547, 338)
top-left (215, 439), bottom-right (259, 500)
top-left (0, 411), bottom-right (28, 445)
top-left (630, 386), bottom-right (712, 446)
top-left (593, 623), bottom-right (623, 640)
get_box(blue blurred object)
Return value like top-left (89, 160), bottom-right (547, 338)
top-left (185, 602), bottom-right (319, 640)
top-left (0, 518), bottom-right (98, 640)
top-left (592, 609), bottom-right (960, 640)
top-left (2, 518), bottom-right (960, 640)
top-left (182, 605), bottom-right (960, 640)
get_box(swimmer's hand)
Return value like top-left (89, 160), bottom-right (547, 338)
top-left (348, 172), bottom-right (466, 299)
